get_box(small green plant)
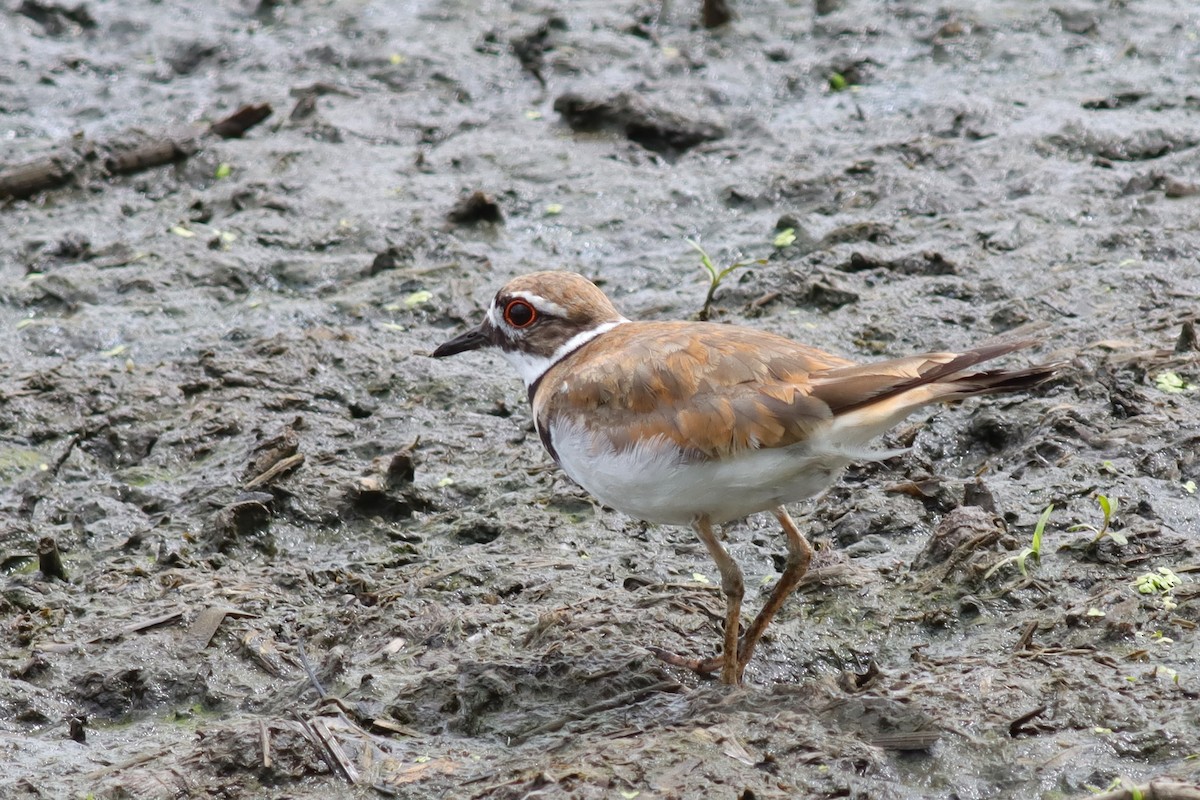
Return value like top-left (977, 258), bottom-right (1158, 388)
top-left (828, 72), bottom-right (848, 91)
top-left (984, 504), bottom-right (1053, 580)
top-left (687, 239), bottom-right (762, 321)
top-left (773, 228), bottom-right (797, 248)
top-left (1154, 371), bottom-right (1193, 393)
top-left (1068, 494), bottom-right (1126, 546)
top-left (1091, 777), bottom-right (1144, 800)
top-left (1133, 567), bottom-right (1182, 595)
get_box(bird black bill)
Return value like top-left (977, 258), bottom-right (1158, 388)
top-left (431, 324), bottom-right (489, 358)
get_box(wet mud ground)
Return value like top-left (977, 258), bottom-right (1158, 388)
top-left (2, 0), bottom-right (1200, 797)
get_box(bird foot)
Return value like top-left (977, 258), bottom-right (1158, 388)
top-left (648, 647), bottom-right (733, 681)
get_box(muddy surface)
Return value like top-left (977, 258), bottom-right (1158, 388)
top-left (3, 1), bottom-right (1200, 798)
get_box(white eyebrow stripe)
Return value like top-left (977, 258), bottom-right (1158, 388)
top-left (509, 290), bottom-right (568, 319)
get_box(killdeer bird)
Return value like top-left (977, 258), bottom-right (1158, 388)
top-left (432, 271), bottom-right (1058, 684)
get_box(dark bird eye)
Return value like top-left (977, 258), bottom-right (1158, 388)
top-left (504, 299), bottom-right (537, 328)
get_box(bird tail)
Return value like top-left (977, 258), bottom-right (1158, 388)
top-left (811, 339), bottom-right (1063, 450)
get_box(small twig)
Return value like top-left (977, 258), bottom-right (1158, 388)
top-left (37, 536), bottom-right (68, 581)
top-left (1014, 619), bottom-right (1039, 652)
top-left (292, 711), bottom-right (349, 783)
top-left (259, 719), bottom-right (272, 770)
top-left (294, 631), bottom-right (327, 698)
top-left (242, 453), bottom-right (305, 490)
top-left (209, 103), bottom-right (273, 138)
top-left (511, 680), bottom-right (681, 743)
top-left (1007, 704), bottom-right (1048, 737)
top-left (309, 717), bottom-right (359, 785)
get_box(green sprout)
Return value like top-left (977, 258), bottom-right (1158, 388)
top-left (1068, 494), bottom-right (1126, 546)
top-left (984, 504), bottom-right (1053, 580)
top-left (687, 239), bottom-right (762, 321)
top-left (828, 72), bottom-right (848, 92)
top-left (773, 228), bottom-right (797, 248)
top-left (1154, 371), bottom-right (1193, 393)
top-left (1133, 567), bottom-right (1182, 595)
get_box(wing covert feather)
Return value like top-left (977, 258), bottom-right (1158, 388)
top-left (536, 321), bottom-right (848, 458)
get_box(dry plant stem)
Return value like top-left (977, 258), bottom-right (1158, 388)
top-left (0, 102), bottom-right (272, 200)
top-left (38, 536), bottom-right (68, 582)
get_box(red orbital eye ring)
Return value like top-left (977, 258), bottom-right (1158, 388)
top-left (504, 300), bottom-right (537, 328)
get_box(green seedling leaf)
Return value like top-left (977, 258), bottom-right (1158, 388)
top-left (1155, 371), bottom-right (1192, 393)
top-left (170, 225), bottom-right (196, 238)
top-left (214, 163), bottom-right (232, 179)
top-left (544, 203), bottom-right (563, 215)
top-left (828, 72), bottom-right (848, 91)
top-left (404, 290), bottom-right (433, 308)
top-left (688, 238), bottom-right (719, 283)
top-left (687, 239), bottom-right (763, 321)
top-left (1014, 546), bottom-right (1035, 576)
top-left (1133, 567), bottom-right (1182, 595)
top-left (1184, 480), bottom-right (1197, 495)
top-left (1030, 503), bottom-right (1052, 557)
top-left (1070, 493), bottom-right (1126, 546)
top-left (773, 227), bottom-right (797, 248)
top-left (984, 504), bottom-right (1052, 580)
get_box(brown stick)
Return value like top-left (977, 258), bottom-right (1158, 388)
top-left (104, 139), bottom-right (191, 175)
top-left (0, 148), bottom-right (89, 200)
top-left (209, 103), bottom-right (273, 138)
top-left (37, 536), bottom-right (68, 582)
top-left (0, 102), bottom-right (273, 200)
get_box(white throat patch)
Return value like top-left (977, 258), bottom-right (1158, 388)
top-left (502, 319), bottom-right (627, 388)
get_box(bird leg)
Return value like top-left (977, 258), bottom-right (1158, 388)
top-left (650, 507), bottom-right (811, 683)
top-left (734, 506), bottom-right (812, 666)
top-left (655, 514), bottom-right (745, 684)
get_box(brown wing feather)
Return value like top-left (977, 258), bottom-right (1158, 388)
top-left (535, 323), bottom-right (1056, 462)
top-left (536, 321), bottom-right (851, 459)
top-left (809, 339), bottom-right (1053, 414)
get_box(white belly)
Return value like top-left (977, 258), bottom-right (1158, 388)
top-left (548, 419), bottom-right (852, 526)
